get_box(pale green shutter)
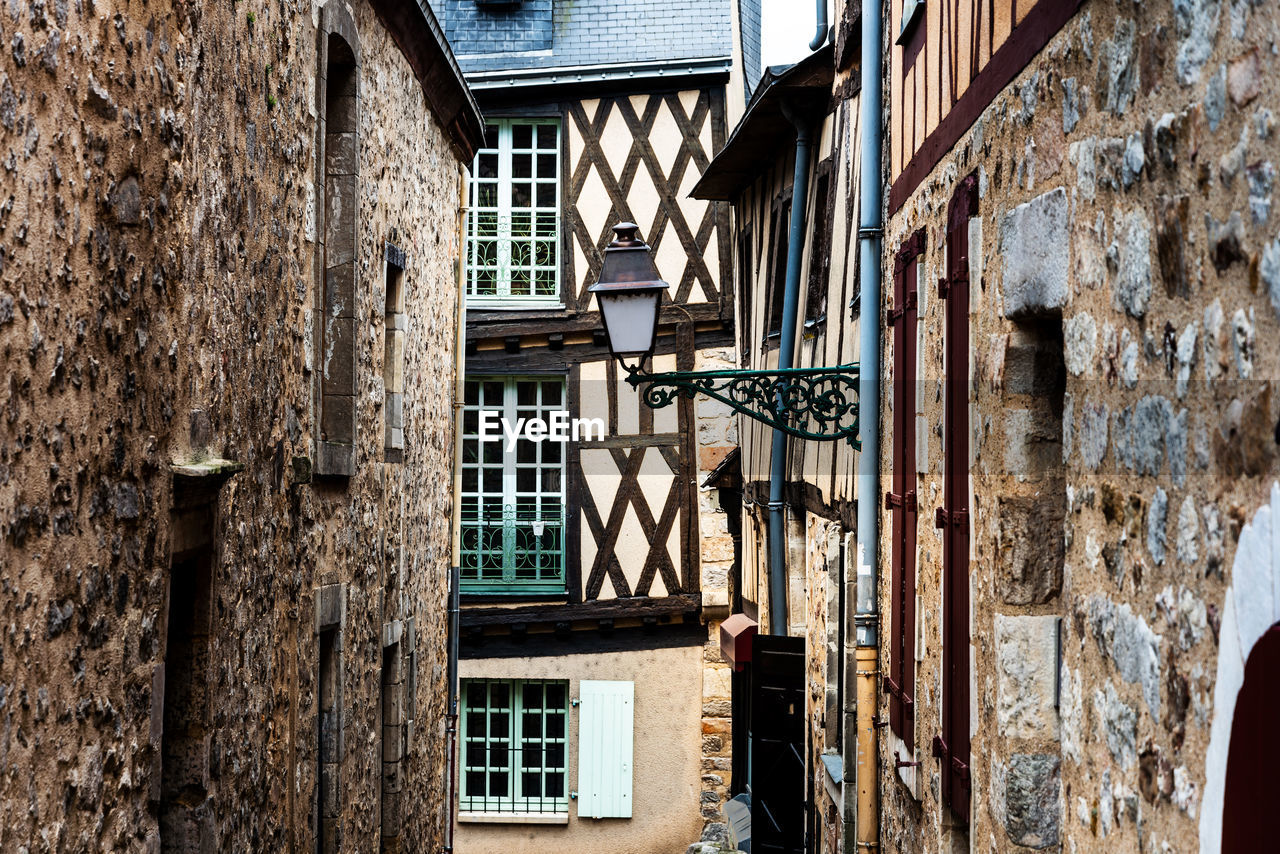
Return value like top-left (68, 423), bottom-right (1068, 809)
top-left (576, 680), bottom-right (634, 818)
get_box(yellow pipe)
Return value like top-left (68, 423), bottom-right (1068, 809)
top-left (855, 645), bottom-right (879, 849)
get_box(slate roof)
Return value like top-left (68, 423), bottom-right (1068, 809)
top-left (432, 0), bottom-right (739, 81)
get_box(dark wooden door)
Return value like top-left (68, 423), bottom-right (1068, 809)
top-left (1222, 623), bottom-right (1280, 853)
top-left (750, 635), bottom-right (806, 854)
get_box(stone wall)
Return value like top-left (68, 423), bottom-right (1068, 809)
top-left (694, 345), bottom-right (738, 836)
top-left (880, 2), bottom-right (1280, 852)
top-left (0, 1), bottom-right (466, 850)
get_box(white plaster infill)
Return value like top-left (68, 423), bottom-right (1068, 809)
top-left (1199, 481), bottom-right (1280, 854)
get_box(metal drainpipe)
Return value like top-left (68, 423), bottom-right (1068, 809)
top-left (767, 103), bottom-right (813, 636)
top-left (809, 0), bottom-right (829, 50)
top-left (854, 2), bottom-right (884, 851)
top-left (443, 164), bottom-right (468, 854)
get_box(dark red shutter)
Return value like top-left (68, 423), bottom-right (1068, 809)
top-left (887, 230), bottom-right (924, 750)
top-left (934, 174), bottom-right (978, 823)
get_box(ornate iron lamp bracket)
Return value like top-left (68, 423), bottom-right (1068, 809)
top-left (619, 362), bottom-right (861, 448)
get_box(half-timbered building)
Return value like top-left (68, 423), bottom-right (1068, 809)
top-left (430, 1), bottom-right (761, 850)
top-left (691, 17), bottom-right (865, 850)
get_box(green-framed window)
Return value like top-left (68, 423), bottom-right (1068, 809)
top-left (467, 119), bottom-right (561, 304)
top-left (460, 679), bottom-right (569, 815)
top-left (461, 377), bottom-right (566, 594)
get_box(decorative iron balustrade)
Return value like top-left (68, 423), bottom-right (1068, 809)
top-left (466, 211), bottom-right (560, 301)
top-left (460, 505), bottom-right (566, 593)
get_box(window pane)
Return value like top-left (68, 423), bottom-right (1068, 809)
top-left (513, 153), bottom-right (532, 179)
top-left (542, 442), bottom-right (561, 464)
top-left (536, 183), bottom-right (556, 208)
top-left (483, 381), bottom-right (504, 401)
top-left (479, 153), bottom-right (498, 179)
top-left (512, 183), bottom-right (532, 209)
top-left (477, 183), bottom-right (497, 208)
top-left (536, 124), bottom-right (556, 148)
top-left (513, 123), bottom-right (533, 148)
top-left (484, 124), bottom-right (500, 148)
top-left (490, 682), bottom-right (510, 707)
top-left (537, 153), bottom-right (556, 177)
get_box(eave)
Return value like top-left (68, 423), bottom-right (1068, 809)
top-left (368, 0), bottom-right (486, 162)
top-left (690, 43), bottom-right (838, 202)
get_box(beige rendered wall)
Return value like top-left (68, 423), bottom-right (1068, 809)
top-left (456, 644), bottom-right (705, 854)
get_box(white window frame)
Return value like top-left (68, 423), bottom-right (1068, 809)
top-left (467, 118), bottom-right (562, 308)
top-left (459, 678), bottom-right (570, 816)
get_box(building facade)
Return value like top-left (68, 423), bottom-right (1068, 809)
top-left (0, 1), bottom-right (480, 851)
top-left (430, 1), bottom-right (759, 851)
top-left (879, 0), bottom-right (1280, 851)
top-left (702, 0), bottom-right (1280, 851)
top-left (692, 29), bottom-right (864, 853)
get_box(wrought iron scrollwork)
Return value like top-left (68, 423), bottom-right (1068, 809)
top-left (622, 363), bottom-right (861, 447)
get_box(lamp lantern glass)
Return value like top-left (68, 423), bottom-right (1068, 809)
top-left (589, 222), bottom-right (670, 362)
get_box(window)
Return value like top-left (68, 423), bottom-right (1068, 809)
top-left (467, 119), bottom-right (561, 304)
top-left (805, 170), bottom-right (831, 323)
top-left (160, 539), bottom-right (214, 853)
top-left (460, 377), bottom-right (566, 593)
top-left (461, 679), bottom-right (569, 815)
top-left (766, 200), bottom-right (791, 340)
top-left (316, 27), bottom-right (359, 478)
top-left (384, 246), bottom-right (406, 461)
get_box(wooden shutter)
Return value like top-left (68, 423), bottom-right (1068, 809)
top-left (934, 174), bottom-right (978, 823)
top-left (576, 680), bottom-right (634, 818)
top-left (887, 230), bottom-right (924, 751)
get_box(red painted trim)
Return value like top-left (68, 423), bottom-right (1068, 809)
top-left (888, 229), bottom-right (925, 752)
top-left (888, 0), bottom-right (1086, 213)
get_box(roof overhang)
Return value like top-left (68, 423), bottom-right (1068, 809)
top-left (691, 44), bottom-right (836, 202)
top-left (462, 55), bottom-right (732, 92)
top-left (368, 0), bottom-right (486, 162)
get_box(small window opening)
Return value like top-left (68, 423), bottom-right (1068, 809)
top-left (766, 201), bottom-right (792, 340)
top-left (160, 544), bottom-right (214, 853)
top-left (805, 172), bottom-right (832, 324)
top-left (379, 643), bottom-right (403, 850)
top-left (384, 253), bottom-right (406, 462)
top-left (318, 628), bottom-right (340, 854)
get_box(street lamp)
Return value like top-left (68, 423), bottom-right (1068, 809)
top-left (588, 222), bottom-right (669, 362)
top-left (590, 223), bottom-right (862, 447)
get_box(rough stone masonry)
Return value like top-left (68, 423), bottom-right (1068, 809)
top-left (880, 1), bottom-right (1280, 852)
top-left (0, 0), bottom-right (472, 851)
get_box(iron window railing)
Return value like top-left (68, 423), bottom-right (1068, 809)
top-left (460, 504), bottom-right (566, 594)
top-left (467, 118), bottom-right (561, 304)
top-left (460, 679), bottom-right (570, 815)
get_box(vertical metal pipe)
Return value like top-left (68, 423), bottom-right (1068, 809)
top-left (768, 105), bottom-right (812, 636)
top-left (809, 0), bottom-right (829, 50)
top-left (443, 163), bottom-right (468, 854)
top-left (854, 1), bottom-right (884, 851)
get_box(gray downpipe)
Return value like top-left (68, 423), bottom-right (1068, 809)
top-left (809, 0), bottom-right (829, 50)
top-left (767, 104), bottom-right (813, 636)
top-left (849, 4), bottom-right (884, 850)
top-left (855, 0), bottom-right (884, 648)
